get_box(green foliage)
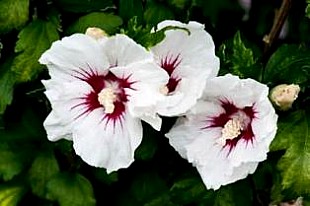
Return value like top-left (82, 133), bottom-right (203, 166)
top-left (46, 173), bottom-right (96, 206)
top-left (170, 176), bottom-right (209, 204)
top-left (90, 168), bottom-right (118, 185)
top-left (264, 44), bottom-right (310, 87)
top-left (130, 172), bottom-right (169, 204)
top-left (270, 110), bottom-right (310, 197)
top-left (0, 0), bottom-right (309, 205)
top-left (167, 0), bottom-right (190, 10)
top-left (144, 1), bottom-right (175, 26)
top-left (0, 0), bottom-right (29, 34)
top-left (0, 184), bottom-right (26, 206)
top-left (0, 143), bottom-right (27, 181)
top-left (122, 17), bottom-right (166, 49)
top-left (119, 0), bottom-right (143, 22)
top-left (135, 124), bottom-right (158, 160)
top-left (270, 111), bottom-right (304, 152)
top-left (54, 0), bottom-right (113, 13)
top-left (212, 181), bottom-right (253, 206)
top-left (11, 17), bottom-right (59, 82)
top-left (0, 58), bottom-right (15, 115)
top-left (194, 0), bottom-right (242, 25)
top-left (270, 169), bottom-right (285, 204)
top-left (218, 31), bottom-right (261, 79)
top-left (144, 194), bottom-right (175, 206)
top-left (306, 0), bottom-right (310, 19)
top-left (123, 17), bottom-right (191, 49)
top-left (0, 107), bottom-right (45, 142)
top-left (66, 12), bottom-right (123, 35)
top-left (27, 150), bottom-right (60, 198)
top-left (171, 176), bottom-right (253, 205)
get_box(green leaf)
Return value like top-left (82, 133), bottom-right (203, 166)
top-left (11, 18), bottom-right (59, 83)
top-left (264, 44), bottom-right (310, 87)
top-left (144, 1), bottom-right (175, 26)
top-left (219, 31), bottom-right (261, 79)
top-left (270, 169), bottom-right (285, 204)
top-left (212, 180), bottom-right (253, 206)
top-left (53, 0), bottom-right (113, 13)
top-left (306, 0), bottom-right (310, 19)
top-left (119, 0), bottom-right (143, 22)
top-left (194, 0), bottom-right (242, 25)
top-left (0, 143), bottom-right (29, 181)
top-left (167, 0), bottom-right (190, 10)
top-left (130, 172), bottom-right (168, 203)
top-left (122, 17), bottom-right (169, 49)
top-left (0, 107), bottom-right (46, 142)
top-left (0, 184), bottom-right (26, 206)
top-left (46, 173), bottom-right (96, 206)
top-left (91, 168), bottom-right (118, 185)
top-left (144, 194), bottom-right (175, 206)
top-left (135, 124), bottom-right (158, 161)
top-left (0, 58), bottom-right (16, 115)
top-left (270, 111), bottom-right (304, 152)
top-left (66, 12), bottom-right (123, 35)
top-left (27, 150), bottom-right (60, 198)
top-left (251, 160), bottom-right (273, 191)
top-left (0, 0), bottom-right (29, 34)
top-left (170, 176), bottom-right (209, 205)
top-left (272, 109), bottom-right (310, 196)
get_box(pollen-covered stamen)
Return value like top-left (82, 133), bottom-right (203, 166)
top-left (217, 119), bottom-right (243, 146)
top-left (159, 85), bottom-right (169, 95)
top-left (98, 88), bottom-right (117, 114)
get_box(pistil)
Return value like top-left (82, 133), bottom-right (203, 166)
top-left (217, 119), bottom-right (243, 146)
top-left (98, 88), bottom-right (117, 113)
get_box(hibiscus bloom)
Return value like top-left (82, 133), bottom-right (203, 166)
top-left (166, 74), bottom-right (278, 190)
top-left (150, 20), bottom-right (220, 116)
top-left (39, 33), bottom-right (169, 173)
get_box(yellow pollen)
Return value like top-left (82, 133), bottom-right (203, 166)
top-left (160, 85), bottom-right (169, 95)
top-left (217, 119), bottom-right (243, 146)
top-left (97, 88), bottom-right (117, 114)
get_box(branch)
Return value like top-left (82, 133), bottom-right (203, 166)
top-left (263, 0), bottom-right (292, 56)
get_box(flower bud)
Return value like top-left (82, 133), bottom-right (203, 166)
top-left (270, 84), bottom-right (300, 111)
top-left (85, 27), bottom-right (108, 39)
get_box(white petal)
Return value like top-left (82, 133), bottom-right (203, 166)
top-left (42, 79), bottom-right (94, 141)
top-left (157, 75), bottom-right (210, 116)
top-left (42, 80), bottom-right (73, 141)
top-left (252, 96), bottom-right (278, 147)
top-left (102, 34), bottom-right (152, 67)
top-left (39, 33), bottom-right (109, 81)
top-left (197, 161), bottom-right (258, 190)
top-left (44, 111), bottom-right (72, 141)
top-left (167, 117), bottom-right (259, 190)
top-left (72, 109), bottom-right (142, 173)
top-left (166, 75), bottom-right (278, 189)
top-left (151, 21), bottom-right (219, 116)
top-left (110, 61), bottom-right (169, 130)
top-left (202, 74), bottom-right (269, 108)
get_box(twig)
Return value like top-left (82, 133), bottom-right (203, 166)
top-left (263, 0), bottom-right (292, 57)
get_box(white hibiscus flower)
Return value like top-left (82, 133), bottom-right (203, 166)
top-left (150, 20), bottom-right (220, 116)
top-left (39, 33), bottom-right (169, 173)
top-left (166, 74), bottom-right (278, 190)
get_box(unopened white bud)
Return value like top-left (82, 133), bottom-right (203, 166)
top-left (270, 84), bottom-right (300, 111)
top-left (85, 27), bottom-right (108, 40)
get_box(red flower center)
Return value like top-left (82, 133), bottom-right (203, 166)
top-left (204, 99), bottom-right (256, 154)
top-left (160, 54), bottom-right (182, 93)
top-left (71, 67), bottom-right (135, 126)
